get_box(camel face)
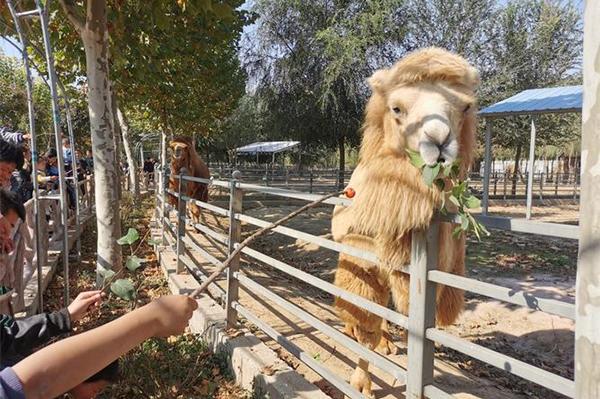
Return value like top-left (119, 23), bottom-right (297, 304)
top-left (384, 82), bottom-right (474, 166)
top-left (170, 142), bottom-right (189, 163)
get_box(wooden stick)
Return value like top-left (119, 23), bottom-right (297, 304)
top-left (188, 190), bottom-right (346, 299)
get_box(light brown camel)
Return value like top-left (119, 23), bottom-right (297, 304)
top-left (331, 47), bottom-right (479, 397)
top-left (168, 136), bottom-right (210, 224)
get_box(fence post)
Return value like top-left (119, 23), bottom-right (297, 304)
top-left (406, 222), bottom-right (439, 398)
top-left (226, 171), bottom-right (243, 329)
top-left (539, 172), bottom-right (544, 200)
top-left (176, 168), bottom-right (188, 274)
top-left (309, 170), bottom-right (314, 193)
top-left (555, 173), bottom-right (559, 196)
top-left (161, 165), bottom-right (169, 246)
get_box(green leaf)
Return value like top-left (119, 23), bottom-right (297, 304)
top-left (460, 214), bottom-right (470, 230)
top-left (110, 279), bottom-right (136, 301)
top-left (126, 256), bottom-right (145, 272)
top-left (117, 228), bottom-right (140, 246)
top-left (147, 238), bottom-right (162, 246)
top-left (449, 195), bottom-right (460, 208)
top-left (423, 164), bottom-right (441, 187)
top-left (452, 226), bottom-right (463, 239)
top-left (98, 266), bottom-right (116, 281)
top-left (464, 195), bottom-right (481, 209)
top-left (406, 149), bottom-right (425, 169)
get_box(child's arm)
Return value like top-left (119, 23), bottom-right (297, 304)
top-left (0, 291), bottom-right (103, 362)
top-left (12, 295), bottom-right (197, 399)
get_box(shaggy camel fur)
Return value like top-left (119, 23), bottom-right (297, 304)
top-left (331, 47), bottom-right (479, 397)
top-left (168, 136), bottom-right (210, 224)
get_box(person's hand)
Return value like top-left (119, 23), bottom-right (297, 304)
top-left (22, 133), bottom-right (31, 140)
top-left (67, 290), bottom-right (104, 322)
top-left (51, 176), bottom-right (59, 181)
top-left (145, 295), bottom-right (198, 337)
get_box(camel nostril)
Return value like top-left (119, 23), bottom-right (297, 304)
top-left (438, 157), bottom-right (445, 163)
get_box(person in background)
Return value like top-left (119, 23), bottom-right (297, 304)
top-left (0, 141), bottom-right (24, 190)
top-left (36, 156), bottom-right (58, 191)
top-left (83, 150), bottom-right (94, 175)
top-left (0, 127), bottom-right (30, 146)
top-left (44, 148), bottom-right (59, 186)
top-left (62, 138), bottom-right (73, 172)
top-left (0, 190), bottom-right (25, 255)
top-left (10, 145), bottom-right (33, 203)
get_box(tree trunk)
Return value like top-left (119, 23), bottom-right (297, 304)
top-left (511, 144), bottom-right (522, 196)
top-left (80, 1), bottom-right (122, 282)
top-left (111, 90), bottom-right (123, 201)
top-left (115, 102), bottom-right (139, 196)
top-left (337, 133), bottom-right (345, 189)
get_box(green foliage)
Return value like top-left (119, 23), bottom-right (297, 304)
top-left (407, 149), bottom-right (490, 241)
top-left (110, 279), bottom-right (136, 301)
top-left (117, 228), bottom-right (140, 246)
top-left (125, 255), bottom-right (145, 272)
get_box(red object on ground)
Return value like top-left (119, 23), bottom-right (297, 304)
top-left (344, 188), bottom-right (356, 198)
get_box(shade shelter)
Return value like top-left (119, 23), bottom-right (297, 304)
top-left (478, 85), bottom-right (582, 219)
top-left (236, 141), bottom-right (300, 164)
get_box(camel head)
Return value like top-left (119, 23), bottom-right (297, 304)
top-left (361, 48), bottom-right (479, 173)
top-left (169, 136), bottom-right (196, 169)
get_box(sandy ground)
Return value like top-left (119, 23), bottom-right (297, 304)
top-left (171, 200), bottom-right (578, 399)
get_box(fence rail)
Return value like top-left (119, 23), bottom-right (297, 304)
top-left (206, 165), bottom-right (581, 200)
top-left (155, 168), bottom-right (577, 398)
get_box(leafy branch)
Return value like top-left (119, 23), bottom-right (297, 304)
top-left (98, 228), bottom-right (152, 303)
top-left (406, 149), bottom-right (490, 241)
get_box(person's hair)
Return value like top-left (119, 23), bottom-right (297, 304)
top-left (85, 359), bottom-right (119, 383)
top-left (0, 189), bottom-right (25, 221)
top-left (45, 148), bottom-right (57, 159)
top-left (0, 140), bottom-right (24, 169)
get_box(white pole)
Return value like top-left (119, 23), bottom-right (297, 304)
top-left (482, 119), bottom-right (492, 214)
top-left (576, 1), bottom-right (600, 396)
top-left (526, 118), bottom-right (536, 219)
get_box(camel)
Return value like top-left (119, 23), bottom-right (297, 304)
top-left (168, 136), bottom-right (210, 224)
top-left (330, 47), bottom-right (479, 397)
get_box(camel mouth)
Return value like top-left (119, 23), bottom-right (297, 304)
top-left (418, 137), bottom-right (458, 167)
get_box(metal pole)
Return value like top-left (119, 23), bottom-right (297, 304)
top-left (406, 222), bottom-right (439, 397)
top-left (576, 2), bottom-right (600, 395)
top-left (5, 0), bottom-right (45, 312)
top-left (36, 0), bottom-right (71, 306)
top-left (526, 118), bottom-right (536, 220)
top-left (60, 88), bottom-right (81, 261)
top-left (176, 168), bottom-right (187, 273)
top-left (226, 172), bottom-right (243, 329)
top-left (482, 119), bottom-right (492, 214)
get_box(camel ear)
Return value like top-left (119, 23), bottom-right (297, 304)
top-left (368, 68), bottom-right (390, 93)
top-left (464, 66), bottom-right (480, 90)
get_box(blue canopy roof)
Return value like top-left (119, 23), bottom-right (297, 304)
top-left (236, 141), bottom-right (300, 154)
top-left (479, 85), bottom-right (582, 117)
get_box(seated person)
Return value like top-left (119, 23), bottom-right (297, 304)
top-left (0, 190), bottom-right (25, 255)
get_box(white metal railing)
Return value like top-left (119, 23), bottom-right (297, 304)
top-left (156, 168), bottom-right (577, 398)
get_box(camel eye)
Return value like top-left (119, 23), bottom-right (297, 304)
top-left (463, 104), bottom-right (472, 113)
top-left (392, 106), bottom-right (404, 116)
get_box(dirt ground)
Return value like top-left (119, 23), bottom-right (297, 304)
top-left (177, 198), bottom-right (578, 399)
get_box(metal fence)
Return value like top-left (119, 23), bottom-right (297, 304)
top-left (209, 165), bottom-right (580, 200)
top-left (155, 168), bottom-right (578, 398)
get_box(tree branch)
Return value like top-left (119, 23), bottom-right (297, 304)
top-left (58, 0), bottom-right (86, 33)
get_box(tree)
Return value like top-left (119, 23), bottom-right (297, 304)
top-left (483, 0), bottom-right (582, 193)
top-left (245, 0), bottom-right (404, 187)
